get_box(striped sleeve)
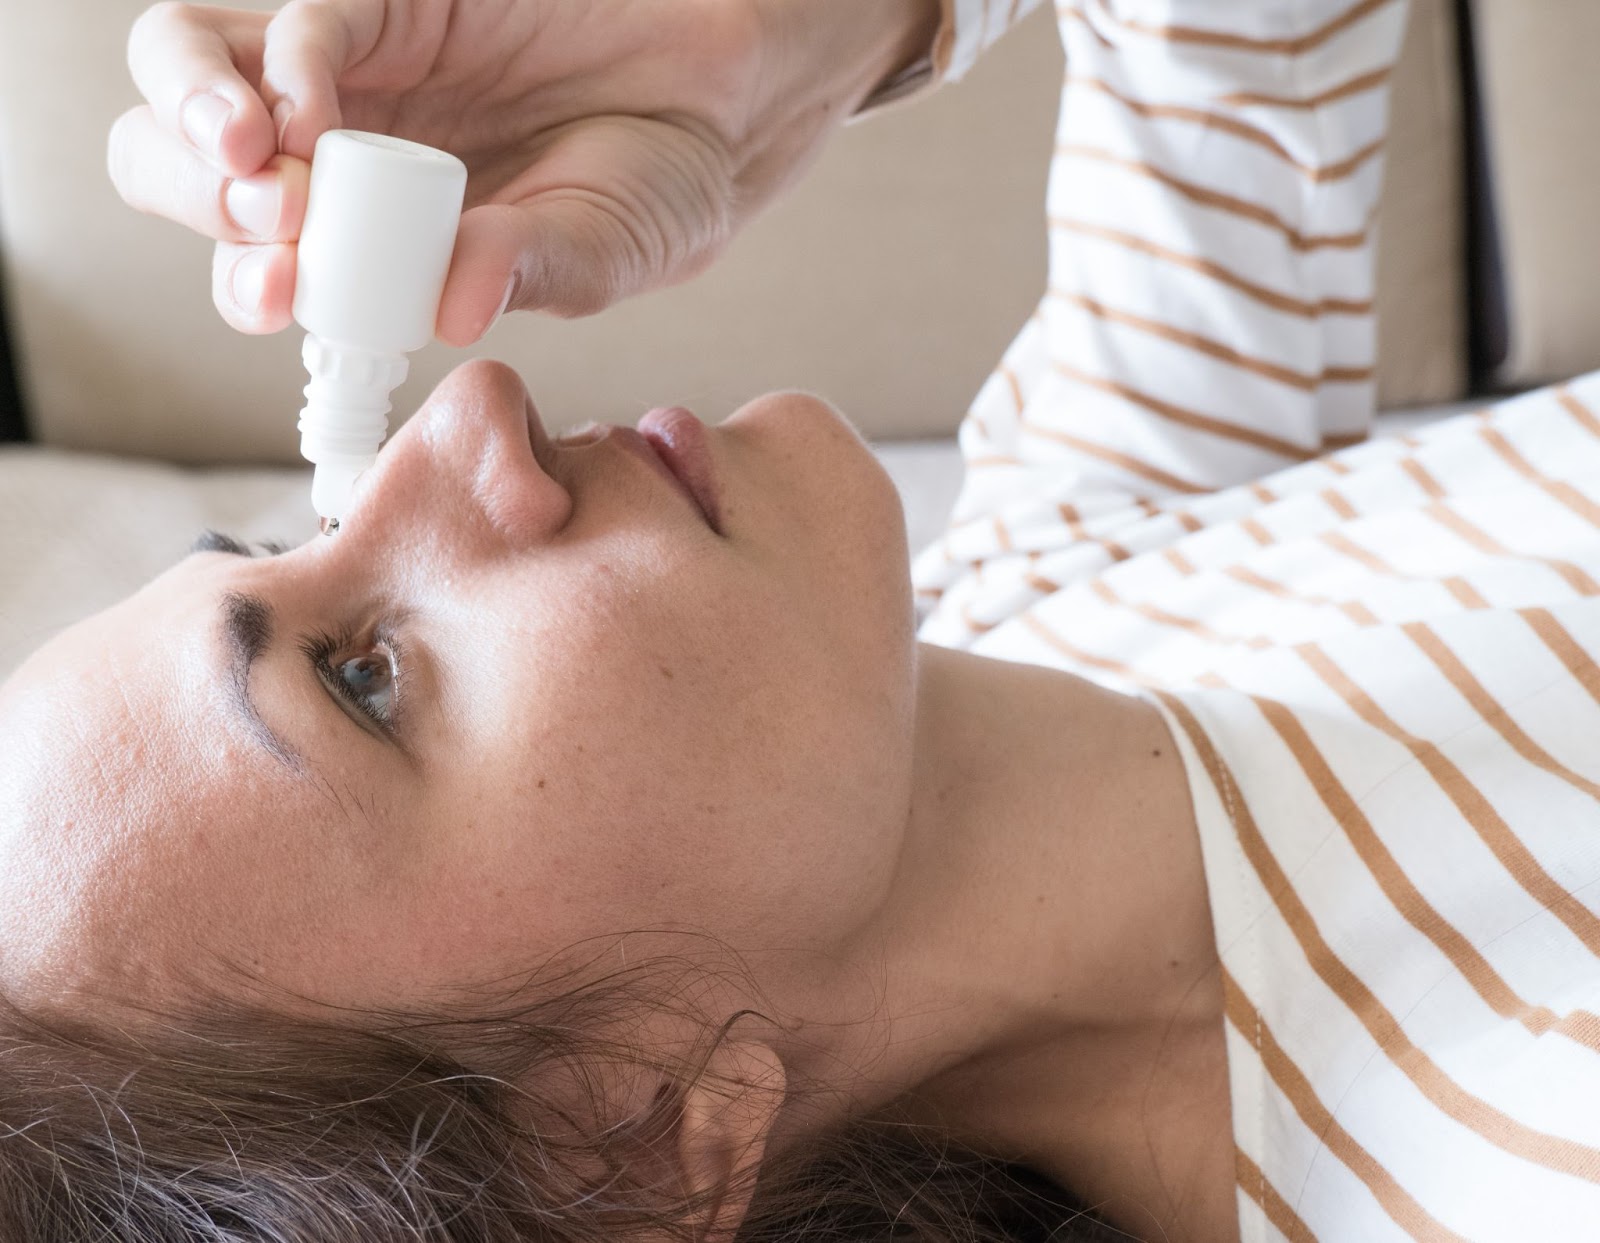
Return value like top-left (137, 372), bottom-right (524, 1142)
top-left (857, 0), bottom-right (1050, 114)
top-left (937, 0), bottom-right (1053, 85)
top-left (913, 0), bottom-right (1410, 635)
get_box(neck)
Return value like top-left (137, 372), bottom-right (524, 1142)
top-left (768, 643), bottom-right (1226, 1232)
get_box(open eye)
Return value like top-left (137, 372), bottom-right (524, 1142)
top-left (336, 651), bottom-right (396, 721)
top-left (305, 630), bottom-right (402, 730)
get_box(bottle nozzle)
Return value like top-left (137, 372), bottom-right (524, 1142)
top-left (297, 334), bottom-right (406, 532)
top-left (310, 459), bottom-right (366, 530)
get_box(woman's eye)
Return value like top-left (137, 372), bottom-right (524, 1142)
top-left (335, 650), bottom-right (397, 723)
top-left (302, 628), bottom-right (404, 733)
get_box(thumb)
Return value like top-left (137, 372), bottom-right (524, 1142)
top-left (435, 198), bottom-right (668, 346)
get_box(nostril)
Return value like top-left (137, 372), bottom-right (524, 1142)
top-left (554, 421), bottom-right (606, 446)
top-left (523, 391), bottom-right (558, 472)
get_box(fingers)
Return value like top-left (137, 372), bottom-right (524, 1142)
top-left (110, 106), bottom-right (311, 243)
top-left (211, 240), bottom-right (299, 334)
top-left (436, 201), bottom-right (647, 345)
top-left (118, 1), bottom-right (396, 339)
top-left (127, 2), bottom-right (276, 177)
top-left (260, 0), bottom-right (388, 159)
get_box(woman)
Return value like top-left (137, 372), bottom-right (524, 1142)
top-left (3, 1), bottom-right (1598, 1240)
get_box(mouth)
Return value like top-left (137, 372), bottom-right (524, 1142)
top-left (636, 407), bottom-right (724, 535)
top-left (545, 406), bottom-right (724, 534)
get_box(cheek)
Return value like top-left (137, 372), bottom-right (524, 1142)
top-left (722, 392), bottom-right (915, 657)
top-left (456, 574), bottom-right (912, 953)
top-left (426, 401), bottom-right (921, 955)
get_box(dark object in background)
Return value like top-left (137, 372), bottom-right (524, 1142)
top-left (0, 247), bottom-right (27, 444)
top-left (1455, 0), bottom-right (1507, 390)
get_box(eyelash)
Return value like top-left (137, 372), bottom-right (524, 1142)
top-left (300, 624), bottom-right (402, 732)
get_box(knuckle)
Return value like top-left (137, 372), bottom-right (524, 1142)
top-left (129, 2), bottom-right (189, 58)
top-left (139, 1), bottom-right (195, 32)
top-left (181, 161), bottom-right (226, 231)
top-left (544, 261), bottom-right (615, 320)
top-left (550, 207), bottom-right (641, 318)
top-left (128, 2), bottom-right (214, 104)
top-left (263, 0), bottom-right (314, 46)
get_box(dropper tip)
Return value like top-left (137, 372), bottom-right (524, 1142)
top-left (319, 516), bottom-right (341, 537)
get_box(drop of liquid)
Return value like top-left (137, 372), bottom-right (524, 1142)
top-left (320, 516), bottom-right (341, 537)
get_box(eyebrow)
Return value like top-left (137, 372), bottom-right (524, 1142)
top-left (220, 591), bottom-right (307, 774)
top-left (192, 530), bottom-right (291, 558)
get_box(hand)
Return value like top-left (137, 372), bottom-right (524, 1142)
top-left (108, 0), bottom-right (938, 345)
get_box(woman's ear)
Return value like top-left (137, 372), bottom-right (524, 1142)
top-left (674, 1038), bottom-right (787, 1242)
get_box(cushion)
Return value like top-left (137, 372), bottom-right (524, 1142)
top-left (1373, 0), bottom-right (1468, 409)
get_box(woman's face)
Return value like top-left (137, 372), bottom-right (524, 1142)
top-left (0, 361), bottom-right (917, 1013)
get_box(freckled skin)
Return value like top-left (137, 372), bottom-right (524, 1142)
top-left (0, 360), bottom-right (915, 1014)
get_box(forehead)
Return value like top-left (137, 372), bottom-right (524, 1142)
top-left (0, 563), bottom-right (293, 1007)
top-left (0, 556), bottom-right (238, 787)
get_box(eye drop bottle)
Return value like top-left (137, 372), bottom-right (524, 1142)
top-left (292, 130), bottom-right (469, 531)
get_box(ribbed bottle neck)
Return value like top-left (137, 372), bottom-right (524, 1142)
top-left (297, 334), bottom-right (410, 460)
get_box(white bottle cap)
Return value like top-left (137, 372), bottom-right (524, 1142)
top-left (292, 130), bottom-right (469, 528)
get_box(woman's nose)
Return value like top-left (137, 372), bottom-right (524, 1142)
top-left (339, 360), bottom-right (574, 545)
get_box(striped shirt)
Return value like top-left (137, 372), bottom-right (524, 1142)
top-left (908, 2), bottom-right (1600, 1239)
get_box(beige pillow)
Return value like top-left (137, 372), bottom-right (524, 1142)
top-left (1374, 0), bottom-right (1469, 410)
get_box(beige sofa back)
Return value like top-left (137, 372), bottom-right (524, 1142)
top-left (0, 0), bottom-right (1497, 464)
top-left (1468, 1), bottom-right (1600, 391)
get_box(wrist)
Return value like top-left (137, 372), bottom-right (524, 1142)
top-left (863, 0), bottom-right (945, 105)
top-left (752, 0), bottom-right (942, 118)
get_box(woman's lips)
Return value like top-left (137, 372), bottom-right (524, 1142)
top-left (636, 408), bottom-right (724, 534)
top-left (550, 409), bottom-right (724, 533)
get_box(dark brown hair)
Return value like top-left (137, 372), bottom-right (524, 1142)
top-left (0, 949), bottom-right (1133, 1242)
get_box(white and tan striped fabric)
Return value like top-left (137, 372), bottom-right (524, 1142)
top-left (910, 2), bottom-right (1600, 1239)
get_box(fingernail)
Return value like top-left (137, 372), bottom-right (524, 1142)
top-left (224, 174), bottom-right (283, 243)
top-left (181, 92), bottom-right (233, 159)
top-left (485, 276), bottom-right (516, 336)
top-left (229, 248), bottom-right (272, 315)
top-left (225, 174), bottom-right (283, 240)
top-left (272, 99), bottom-right (295, 149)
